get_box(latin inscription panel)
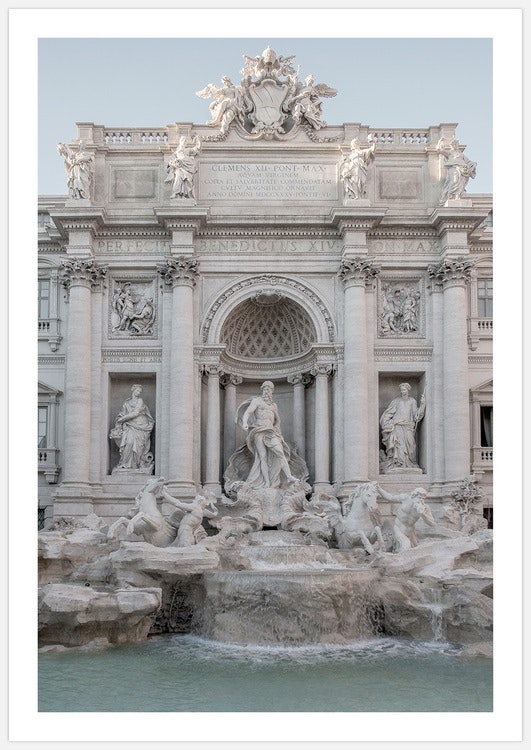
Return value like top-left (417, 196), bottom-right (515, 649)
top-left (199, 163), bottom-right (338, 201)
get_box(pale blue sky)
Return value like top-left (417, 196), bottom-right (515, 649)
top-left (39, 37), bottom-right (493, 195)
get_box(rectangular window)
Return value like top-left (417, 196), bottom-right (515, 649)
top-left (38, 406), bottom-right (48, 449)
top-left (480, 405), bottom-right (493, 447)
top-left (38, 279), bottom-right (50, 319)
top-left (477, 278), bottom-right (493, 318)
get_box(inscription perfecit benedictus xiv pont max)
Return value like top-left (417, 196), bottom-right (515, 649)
top-left (199, 163), bottom-right (338, 201)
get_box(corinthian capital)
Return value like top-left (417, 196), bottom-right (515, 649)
top-left (157, 256), bottom-right (199, 288)
top-left (60, 257), bottom-right (107, 292)
top-left (339, 256), bottom-right (380, 286)
top-left (427, 257), bottom-right (475, 284)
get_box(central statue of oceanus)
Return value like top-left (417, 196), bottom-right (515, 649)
top-left (197, 46), bottom-right (337, 141)
top-left (224, 381), bottom-right (309, 493)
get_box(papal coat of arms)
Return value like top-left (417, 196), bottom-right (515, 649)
top-left (196, 46), bottom-right (337, 140)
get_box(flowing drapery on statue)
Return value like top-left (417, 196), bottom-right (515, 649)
top-left (110, 384), bottom-right (155, 473)
top-left (379, 383), bottom-right (425, 471)
top-left (224, 381), bottom-right (308, 494)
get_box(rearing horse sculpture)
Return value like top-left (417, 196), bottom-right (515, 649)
top-left (330, 481), bottom-right (385, 554)
top-left (107, 476), bottom-right (178, 547)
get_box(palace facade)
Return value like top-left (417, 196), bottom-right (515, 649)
top-left (37, 49), bottom-right (493, 528)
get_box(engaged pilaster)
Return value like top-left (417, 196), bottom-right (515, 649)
top-left (58, 258), bottom-right (107, 491)
top-left (428, 257), bottom-right (475, 482)
top-left (158, 256), bottom-right (199, 493)
top-left (339, 257), bottom-right (380, 486)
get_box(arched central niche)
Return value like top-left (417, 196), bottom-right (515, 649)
top-left (220, 292), bottom-right (316, 361)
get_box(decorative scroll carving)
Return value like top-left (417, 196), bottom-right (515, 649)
top-left (157, 256), bottom-right (199, 288)
top-left (220, 373), bottom-right (243, 388)
top-left (197, 46), bottom-right (337, 141)
top-left (338, 257), bottom-right (381, 285)
top-left (427, 257), bottom-right (475, 284)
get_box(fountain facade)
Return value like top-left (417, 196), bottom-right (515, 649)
top-left (38, 46), bottom-right (493, 654)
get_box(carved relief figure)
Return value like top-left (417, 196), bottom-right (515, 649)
top-left (111, 282), bottom-right (155, 335)
top-left (110, 384), bottom-right (155, 472)
top-left (165, 136), bottom-right (201, 198)
top-left (380, 383), bottom-right (425, 471)
top-left (57, 142), bottom-right (94, 199)
top-left (377, 485), bottom-right (435, 552)
top-left (238, 381), bottom-right (298, 490)
top-left (436, 137), bottom-right (477, 202)
top-left (340, 138), bottom-right (376, 199)
top-left (379, 283), bottom-right (422, 336)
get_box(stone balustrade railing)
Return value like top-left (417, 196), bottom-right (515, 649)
top-left (369, 131), bottom-right (429, 145)
top-left (38, 448), bottom-right (61, 484)
top-left (472, 446), bottom-right (493, 468)
top-left (103, 130), bottom-right (169, 145)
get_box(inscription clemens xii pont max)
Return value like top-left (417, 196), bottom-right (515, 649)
top-left (200, 163), bottom-right (338, 201)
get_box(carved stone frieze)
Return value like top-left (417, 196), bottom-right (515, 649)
top-left (377, 277), bottom-right (425, 338)
top-left (374, 347), bottom-right (432, 362)
top-left (157, 256), bottom-right (199, 288)
top-left (109, 279), bottom-right (157, 338)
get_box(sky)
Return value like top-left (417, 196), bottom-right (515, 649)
top-left (39, 36), bottom-right (493, 195)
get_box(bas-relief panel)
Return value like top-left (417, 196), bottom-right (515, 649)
top-left (377, 169), bottom-right (422, 201)
top-left (109, 167), bottom-right (160, 201)
top-left (376, 277), bottom-right (426, 339)
top-left (108, 278), bottom-right (158, 339)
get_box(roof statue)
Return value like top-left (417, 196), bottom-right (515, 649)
top-left (197, 46), bottom-right (337, 141)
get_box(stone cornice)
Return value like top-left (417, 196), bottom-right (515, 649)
top-left (330, 207), bottom-right (386, 233)
top-left (429, 206), bottom-right (487, 235)
top-left (49, 208), bottom-right (108, 240)
top-left (154, 208), bottom-right (208, 232)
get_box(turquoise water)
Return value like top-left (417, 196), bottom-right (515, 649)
top-left (39, 635), bottom-right (492, 712)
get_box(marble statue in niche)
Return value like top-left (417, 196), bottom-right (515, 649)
top-left (379, 282), bottom-right (422, 336)
top-left (111, 281), bottom-right (155, 336)
top-left (57, 141), bottom-right (94, 200)
top-left (340, 137), bottom-right (375, 199)
top-left (379, 383), bottom-right (425, 472)
top-left (224, 381), bottom-right (308, 495)
top-left (110, 384), bottom-right (155, 473)
top-left (165, 135), bottom-right (201, 198)
top-left (436, 137), bottom-right (477, 202)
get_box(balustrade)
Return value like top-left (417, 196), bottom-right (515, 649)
top-left (369, 130), bottom-right (429, 146)
top-left (103, 130), bottom-right (169, 145)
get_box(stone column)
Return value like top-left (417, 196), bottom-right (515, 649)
top-left (287, 373), bottom-right (308, 459)
top-left (221, 373), bottom-right (242, 469)
top-left (57, 258), bottom-right (107, 506)
top-left (339, 257), bottom-right (380, 487)
top-left (311, 364), bottom-right (334, 490)
top-left (428, 258), bottom-right (475, 482)
top-left (203, 364), bottom-right (222, 495)
top-left (158, 256), bottom-right (199, 495)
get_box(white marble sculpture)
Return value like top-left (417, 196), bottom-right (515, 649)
top-left (111, 282), bottom-right (155, 335)
top-left (197, 47), bottom-right (336, 140)
top-left (377, 485), bottom-right (435, 552)
top-left (160, 487), bottom-right (218, 547)
top-left (436, 137), bottom-right (477, 202)
top-left (110, 385), bottom-right (155, 473)
top-left (107, 476), bottom-right (176, 547)
top-left (57, 141), bottom-right (94, 199)
top-left (329, 482), bottom-right (386, 554)
top-left (340, 137), bottom-right (375, 199)
top-left (379, 284), bottom-right (421, 336)
top-left (279, 480), bottom-right (331, 541)
top-left (237, 381), bottom-right (299, 489)
top-left (380, 383), bottom-right (425, 471)
top-left (165, 136), bottom-right (201, 198)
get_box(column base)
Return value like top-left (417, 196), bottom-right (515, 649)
top-left (52, 484), bottom-right (95, 519)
